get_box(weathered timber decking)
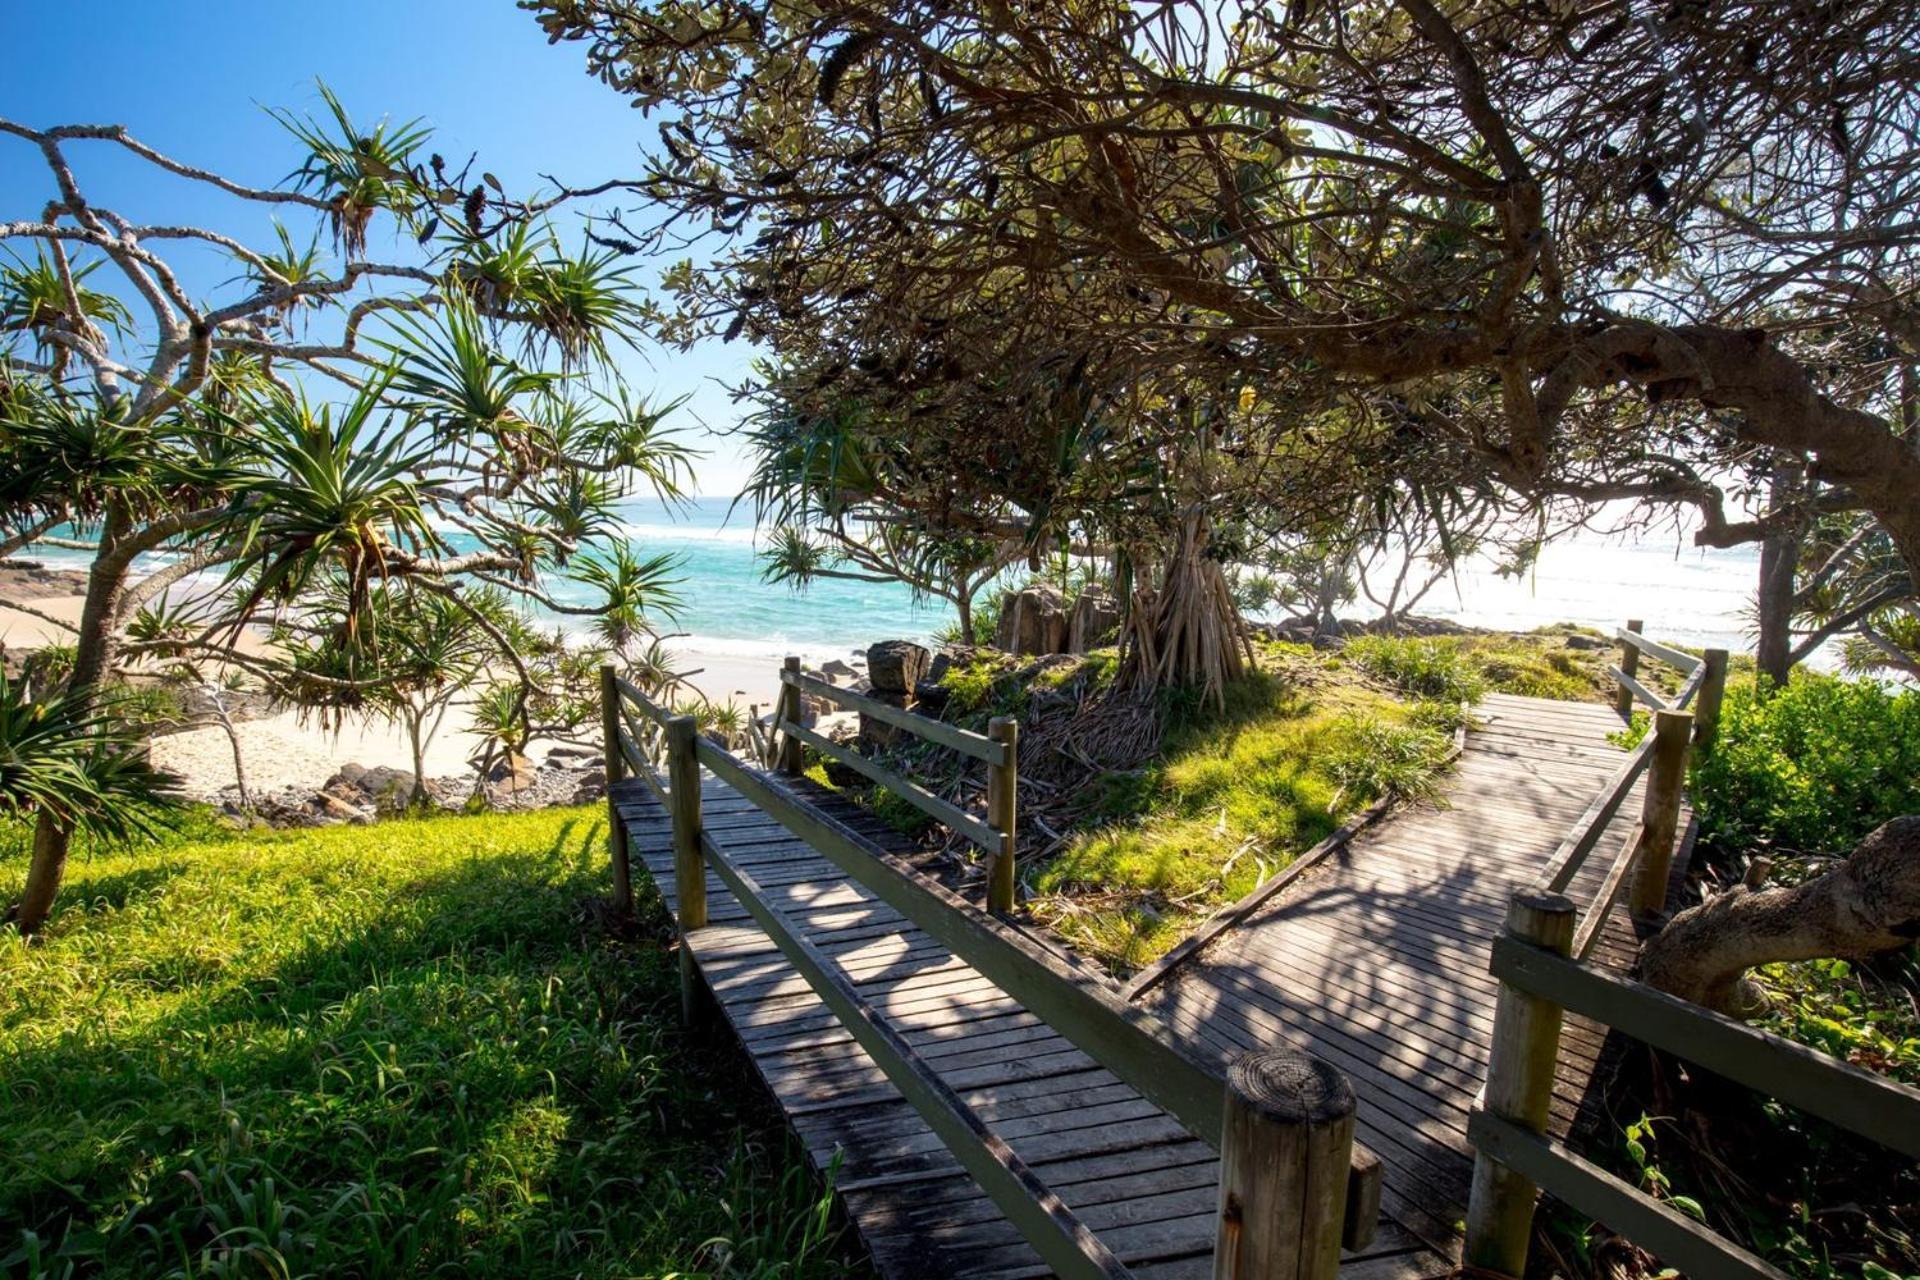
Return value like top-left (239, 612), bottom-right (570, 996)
top-left (613, 775), bottom-right (1452, 1278)
top-left (613, 690), bottom-right (1682, 1277)
top-left (1138, 691), bottom-right (1691, 1249)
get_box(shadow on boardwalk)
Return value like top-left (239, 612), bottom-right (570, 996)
top-left (1139, 692), bottom-right (1683, 1250)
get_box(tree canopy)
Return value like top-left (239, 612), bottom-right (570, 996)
top-left (533, 0), bottom-right (1920, 582)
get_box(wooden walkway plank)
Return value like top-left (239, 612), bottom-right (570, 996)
top-left (614, 756), bottom-right (1454, 1278)
top-left (611, 689), bottom-right (1659, 1277)
top-left (1139, 692), bottom-right (1688, 1254)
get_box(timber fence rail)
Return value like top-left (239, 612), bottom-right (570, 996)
top-left (603, 662), bottom-right (1389, 1278)
top-left (1463, 624), bottom-right (1920, 1279)
top-left (773, 655), bottom-right (1023, 913)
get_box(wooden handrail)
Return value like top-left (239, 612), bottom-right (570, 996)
top-left (783, 668), bottom-right (1008, 765)
top-left (613, 674), bottom-right (671, 725)
top-left (1615, 628), bottom-right (1704, 674)
top-left (1606, 665), bottom-right (1668, 711)
top-left (698, 823), bottom-right (1136, 1280)
top-left (779, 715), bottom-right (1002, 850)
top-left (1538, 731), bottom-right (1659, 893)
top-left (1468, 1109), bottom-right (1788, 1280)
top-left (691, 734), bottom-right (1231, 1139)
top-left (1490, 937), bottom-right (1920, 1160)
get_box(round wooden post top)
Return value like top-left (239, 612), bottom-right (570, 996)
top-left (1228, 1050), bottom-right (1355, 1127)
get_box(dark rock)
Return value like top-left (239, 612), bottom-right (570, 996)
top-left (914, 679), bottom-right (951, 713)
top-left (325, 763), bottom-right (368, 789)
top-left (1067, 587), bottom-right (1122, 653)
top-left (821, 658), bottom-right (859, 684)
top-left (867, 640), bottom-right (932, 693)
top-left (1564, 634), bottom-right (1608, 651)
top-left (995, 584), bottom-right (1069, 655)
top-left (487, 751), bottom-right (539, 791)
top-left (859, 689), bottom-right (914, 752)
top-left (359, 765), bottom-right (416, 798)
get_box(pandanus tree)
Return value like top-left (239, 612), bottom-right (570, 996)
top-left (0, 87), bottom-right (689, 935)
top-left (531, 0), bottom-right (1920, 590)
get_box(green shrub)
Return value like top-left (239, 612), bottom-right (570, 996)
top-left (1343, 635), bottom-right (1488, 704)
top-left (1693, 674), bottom-right (1920, 855)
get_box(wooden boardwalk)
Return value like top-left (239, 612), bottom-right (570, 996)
top-left (1138, 692), bottom-right (1686, 1247)
top-left (613, 691), bottom-right (1679, 1277)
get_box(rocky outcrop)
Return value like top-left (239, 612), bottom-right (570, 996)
top-left (995, 584), bottom-right (1070, 656)
top-left (861, 640), bottom-right (933, 752)
top-left (867, 640), bottom-right (931, 693)
top-left (1067, 587), bottom-right (1122, 653)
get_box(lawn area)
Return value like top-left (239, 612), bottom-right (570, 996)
top-left (0, 808), bottom-right (859, 1280)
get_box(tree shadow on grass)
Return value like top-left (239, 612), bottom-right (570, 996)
top-left (1, 812), bottom-right (866, 1280)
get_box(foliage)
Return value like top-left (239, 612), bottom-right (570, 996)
top-left (0, 673), bottom-right (181, 844)
top-left (537, 0), bottom-right (1920, 589)
top-left (1341, 634), bottom-right (1489, 705)
top-left (1691, 674), bottom-right (1920, 856)
top-left (1753, 955), bottom-right (1920, 1086)
top-left (1029, 662), bottom-right (1450, 971)
top-left (0, 88), bottom-right (692, 928)
top-left (0, 806), bottom-right (859, 1279)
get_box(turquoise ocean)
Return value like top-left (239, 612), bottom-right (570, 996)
top-left (22, 495), bottom-right (1770, 662)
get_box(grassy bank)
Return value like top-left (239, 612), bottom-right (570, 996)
top-left (1, 808), bottom-right (858, 1279)
top-left (1027, 650), bottom-right (1458, 969)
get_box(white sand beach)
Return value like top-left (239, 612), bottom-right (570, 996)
top-left (2, 577), bottom-right (792, 800)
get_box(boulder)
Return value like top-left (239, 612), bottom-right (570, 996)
top-left (1067, 587), bottom-right (1123, 653)
top-left (821, 658), bottom-right (859, 684)
top-left (867, 640), bottom-right (932, 694)
top-left (914, 679), bottom-right (951, 714)
top-left (859, 689), bottom-right (914, 753)
top-left (358, 765), bottom-right (416, 801)
top-left (995, 584), bottom-right (1069, 656)
top-left (487, 751), bottom-right (539, 792)
top-left (1564, 633), bottom-right (1608, 651)
top-left (324, 763), bottom-right (368, 790)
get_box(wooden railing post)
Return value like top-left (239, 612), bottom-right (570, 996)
top-left (986, 716), bottom-right (1019, 914)
top-left (665, 714), bottom-right (707, 1022)
top-left (1465, 891), bottom-right (1577, 1277)
top-left (599, 664), bottom-right (633, 917)
top-left (777, 655), bottom-right (804, 775)
top-left (1692, 648), bottom-right (1729, 750)
top-left (1629, 708), bottom-right (1693, 917)
top-left (1613, 619), bottom-right (1643, 717)
top-left (1213, 1050), bottom-right (1355, 1280)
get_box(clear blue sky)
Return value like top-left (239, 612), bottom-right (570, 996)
top-left (0, 0), bottom-right (758, 494)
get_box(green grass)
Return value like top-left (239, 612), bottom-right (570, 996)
top-left (0, 808), bottom-right (859, 1280)
top-left (1030, 665), bottom-right (1456, 972)
top-left (1341, 626), bottom-right (1618, 703)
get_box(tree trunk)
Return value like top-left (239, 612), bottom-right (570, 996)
top-left (408, 710), bottom-right (431, 808)
top-left (215, 696), bottom-right (252, 814)
top-left (1638, 817), bottom-right (1920, 1017)
top-left (13, 814), bottom-right (75, 937)
top-left (1754, 527), bottom-right (1798, 690)
top-left (13, 507), bottom-right (134, 936)
top-left (956, 592), bottom-right (975, 647)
